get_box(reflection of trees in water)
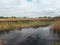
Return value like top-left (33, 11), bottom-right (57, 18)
top-left (53, 30), bottom-right (60, 38)
top-left (21, 35), bottom-right (40, 45)
top-left (2, 26), bottom-right (60, 45)
top-left (19, 34), bottom-right (47, 45)
top-left (56, 31), bottom-right (60, 38)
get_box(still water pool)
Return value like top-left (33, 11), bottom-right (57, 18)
top-left (0, 26), bottom-right (60, 45)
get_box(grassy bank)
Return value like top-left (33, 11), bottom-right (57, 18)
top-left (0, 18), bottom-right (52, 32)
top-left (51, 18), bottom-right (60, 32)
top-left (0, 17), bottom-right (60, 32)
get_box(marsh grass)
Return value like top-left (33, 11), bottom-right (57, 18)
top-left (51, 18), bottom-right (60, 32)
top-left (0, 19), bottom-right (52, 32)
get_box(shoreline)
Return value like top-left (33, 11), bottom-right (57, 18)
top-left (0, 18), bottom-right (52, 32)
top-left (0, 18), bottom-right (60, 33)
top-left (0, 23), bottom-right (50, 33)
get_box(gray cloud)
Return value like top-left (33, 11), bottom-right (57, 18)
top-left (0, 0), bottom-right (60, 17)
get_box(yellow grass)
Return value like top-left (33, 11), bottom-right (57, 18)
top-left (0, 18), bottom-right (51, 32)
top-left (52, 18), bottom-right (60, 31)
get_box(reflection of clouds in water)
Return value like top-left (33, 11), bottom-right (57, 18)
top-left (0, 26), bottom-right (59, 45)
top-left (27, 0), bottom-right (32, 2)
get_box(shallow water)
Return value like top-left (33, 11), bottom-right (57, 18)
top-left (0, 26), bottom-right (60, 45)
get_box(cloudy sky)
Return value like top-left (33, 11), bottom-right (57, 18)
top-left (0, 0), bottom-right (60, 17)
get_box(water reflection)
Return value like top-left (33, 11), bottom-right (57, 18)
top-left (0, 26), bottom-right (60, 45)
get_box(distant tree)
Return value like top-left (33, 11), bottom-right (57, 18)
top-left (52, 16), bottom-right (60, 21)
top-left (57, 16), bottom-right (60, 18)
top-left (23, 17), bottom-right (27, 18)
top-left (43, 16), bottom-right (48, 18)
top-left (10, 16), bottom-right (16, 18)
top-left (47, 16), bottom-right (51, 18)
top-left (53, 16), bottom-right (60, 19)
top-left (0, 16), bottom-right (5, 18)
top-left (39, 16), bottom-right (42, 18)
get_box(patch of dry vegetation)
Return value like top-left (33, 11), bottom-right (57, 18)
top-left (0, 18), bottom-right (51, 32)
top-left (52, 18), bottom-right (60, 31)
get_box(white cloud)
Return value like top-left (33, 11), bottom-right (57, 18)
top-left (0, 0), bottom-right (60, 17)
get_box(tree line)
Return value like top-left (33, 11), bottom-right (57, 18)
top-left (0, 16), bottom-right (60, 19)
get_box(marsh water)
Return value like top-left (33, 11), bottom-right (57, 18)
top-left (0, 26), bottom-right (60, 45)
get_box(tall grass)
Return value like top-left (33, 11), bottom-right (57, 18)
top-left (0, 19), bottom-right (51, 32)
top-left (51, 18), bottom-right (60, 32)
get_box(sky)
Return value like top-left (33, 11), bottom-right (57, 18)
top-left (0, 0), bottom-right (60, 17)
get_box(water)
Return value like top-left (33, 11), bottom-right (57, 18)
top-left (0, 26), bottom-right (60, 45)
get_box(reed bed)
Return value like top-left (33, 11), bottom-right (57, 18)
top-left (0, 18), bottom-right (52, 32)
top-left (51, 18), bottom-right (60, 32)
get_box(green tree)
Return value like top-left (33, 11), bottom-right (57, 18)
top-left (43, 16), bottom-right (48, 18)
top-left (0, 16), bottom-right (5, 18)
top-left (23, 17), bottom-right (27, 18)
top-left (11, 16), bottom-right (16, 18)
top-left (39, 16), bottom-right (42, 18)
